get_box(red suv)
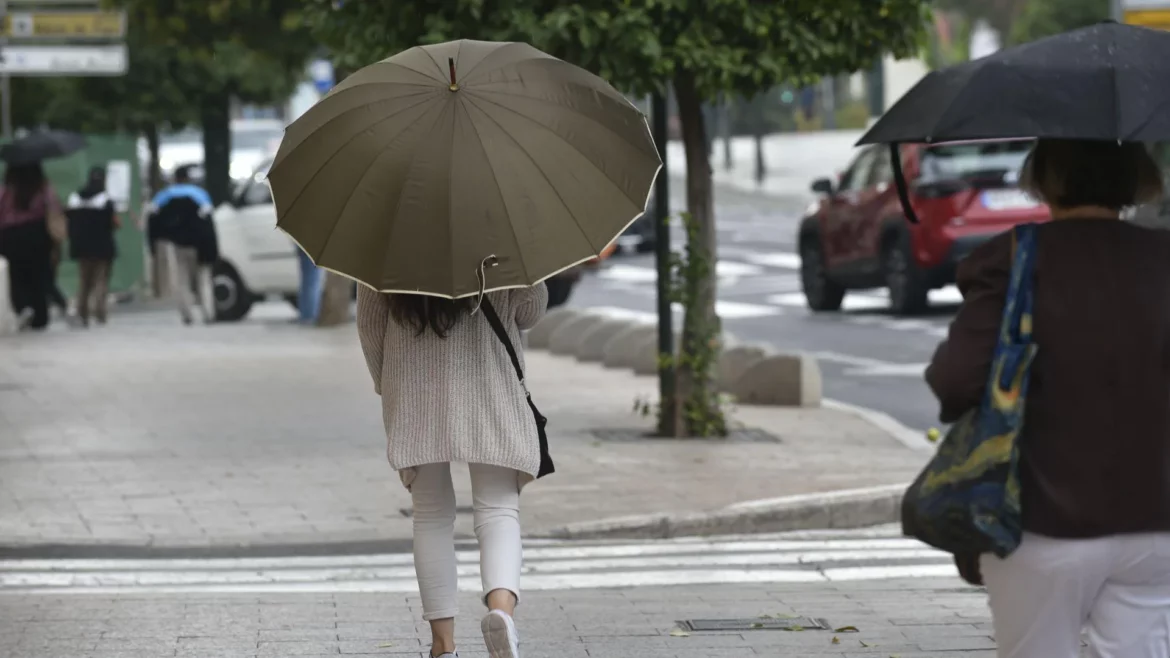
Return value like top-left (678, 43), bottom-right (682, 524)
top-left (797, 139), bottom-right (1048, 315)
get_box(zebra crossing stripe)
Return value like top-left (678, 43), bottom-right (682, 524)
top-left (0, 533), bottom-right (957, 595)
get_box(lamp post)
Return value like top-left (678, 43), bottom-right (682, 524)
top-left (651, 91), bottom-right (675, 436)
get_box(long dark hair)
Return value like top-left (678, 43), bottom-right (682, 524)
top-left (388, 294), bottom-right (472, 338)
top-left (5, 163), bottom-right (46, 211)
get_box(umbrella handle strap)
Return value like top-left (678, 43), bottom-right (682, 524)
top-left (890, 142), bottom-right (920, 225)
top-left (471, 255), bottom-right (499, 314)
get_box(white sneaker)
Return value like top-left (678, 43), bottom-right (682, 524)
top-left (481, 609), bottom-right (520, 658)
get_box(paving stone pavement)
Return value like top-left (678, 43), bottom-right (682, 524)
top-left (0, 579), bottom-right (1051, 657)
top-left (0, 305), bottom-right (929, 550)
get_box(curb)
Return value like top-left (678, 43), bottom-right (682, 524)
top-left (534, 484), bottom-right (908, 540)
top-left (822, 398), bottom-right (932, 453)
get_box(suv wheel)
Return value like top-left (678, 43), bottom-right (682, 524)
top-left (883, 234), bottom-right (929, 316)
top-left (212, 261), bottom-right (254, 322)
top-left (800, 234), bottom-right (845, 311)
top-left (546, 274), bottom-right (575, 309)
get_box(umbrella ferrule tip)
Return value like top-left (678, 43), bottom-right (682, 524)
top-left (449, 84), bottom-right (459, 92)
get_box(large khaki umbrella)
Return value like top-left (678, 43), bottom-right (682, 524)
top-left (269, 39), bottom-right (661, 298)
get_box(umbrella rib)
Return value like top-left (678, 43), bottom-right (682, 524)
top-left (467, 90), bottom-right (651, 209)
top-left (273, 88), bottom-right (436, 170)
top-left (459, 41), bottom-right (524, 82)
top-left (460, 99), bottom-right (532, 284)
top-left (318, 105), bottom-right (448, 272)
top-left (464, 98), bottom-right (601, 257)
top-left (272, 92), bottom-right (440, 218)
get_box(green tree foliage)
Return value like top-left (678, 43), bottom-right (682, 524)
top-left (309, 0), bottom-right (930, 435)
top-left (1008, 0), bottom-right (1110, 45)
top-left (111, 0), bottom-right (315, 202)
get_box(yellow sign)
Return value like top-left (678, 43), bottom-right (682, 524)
top-left (1126, 8), bottom-right (1170, 30)
top-left (3, 11), bottom-right (126, 39)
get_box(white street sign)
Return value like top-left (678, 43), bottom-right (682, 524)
top-left (0, 44), bottom-right (126, 75)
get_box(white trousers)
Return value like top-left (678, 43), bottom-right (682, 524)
top-left (981, 531), bottom-right (1170, 658)
top-left (411, 463), bottom-right (522, 621)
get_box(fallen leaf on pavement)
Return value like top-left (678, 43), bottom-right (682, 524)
top-left (834, 625), bottom-right (860, 633)
top-left (831, 636), bottom-right (840, 644)
top-left (377, 643), bottom-right (394, 648)
top-left (669, 628), bottom-right (690, 637)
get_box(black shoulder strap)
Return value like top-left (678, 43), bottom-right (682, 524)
top-left (480, 297), bottom-right (526, 387)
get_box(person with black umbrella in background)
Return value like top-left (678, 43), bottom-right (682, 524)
top-left (860, 20), bottom-right (1170, 658)
top-left (0, 162), bottom-right (65, 330)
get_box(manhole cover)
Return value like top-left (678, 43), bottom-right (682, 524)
top-left (591, 427), bottom-right (780, 443)
top-left (400, 505), bottom-right (474, 517)
top-left (677, 617), bottom-right (831, 632)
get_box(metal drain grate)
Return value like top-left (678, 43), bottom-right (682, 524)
top-left (676, 617), bottom-right (831, 632)
top-left (591, 427), bottom-right (780, 443)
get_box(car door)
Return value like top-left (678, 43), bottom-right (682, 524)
top-left (852, 146), bottom-right (900, 264)
top-left (235, 173), bottom-right (297, 291)
top-left (821, 146), bottom-right (878, 268)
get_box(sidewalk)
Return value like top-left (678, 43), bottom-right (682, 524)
top-left (0, 579), bottom-right (1016, 657)
top-left (0, 305), bottom-right (928, 552)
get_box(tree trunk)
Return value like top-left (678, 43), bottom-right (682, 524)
top-left (143, 123), bottom-right (163, 195)
top-left (316, 273), bottom-right (352, 326)
top-left (720, 94), bottom-right (733, 172)
top-left (201, 93), bottom-right (232, 206)
top-left (672, 74), bottom-right (721, 437)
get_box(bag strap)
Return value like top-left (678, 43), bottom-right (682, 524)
top-left (480, 297), bottom-right (529, 397)
top-left (1000, 223), bottom-right (1038, 344)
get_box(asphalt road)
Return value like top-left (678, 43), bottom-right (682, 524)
top-left (567, 182), bottom-right (959, 434)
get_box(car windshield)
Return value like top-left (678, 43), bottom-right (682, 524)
top-left (919, 141), bottom-right (1033, 185)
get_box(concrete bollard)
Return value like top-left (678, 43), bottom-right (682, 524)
top-left (726, 352), bottom-right (823, 407)
top-left (601, 324), bottom-right (657, 369)
top-left (0, 257), bottom-right (14, 335)
top-left (717, 344), bottom-right (772, 391)
top-left (548, 313), bottom-right (607, 355)
top-left (575, 319), bottom-right (638, 362)
top-left (527, 308), bottom-right (582, 350)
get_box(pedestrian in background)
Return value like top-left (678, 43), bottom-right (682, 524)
top-left (927, 138), bottom-right (1170, 657)
top-left (0, 162), bottom-right (64, 330)
top-left (146, 165), bottom-right (216, 325)
top-left (65, 165), bottom-right (119, 327)
top-left (356, 283), bottom-right (549, 658)
top-left (296, 244), bottom-right (321, 325)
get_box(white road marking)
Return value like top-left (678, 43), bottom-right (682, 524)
top-left (0, 530), bottom-right (956, 595)
top-left (598, 261), bottom-right (764, 285)
top-left (741, 252), bottom-right (802, 270)
top-left (587, 300), bottom-right (780, 322)
top-left (811, 351), bottom-right (929, 377)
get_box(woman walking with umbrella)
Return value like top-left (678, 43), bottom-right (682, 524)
top-left (268, 40), bottom-right (660, 657)
top-left (0, 162), bottom-right (65, 330)
top-left (866, 21), bottom-right (1170, 658)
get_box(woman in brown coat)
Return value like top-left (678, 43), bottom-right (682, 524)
top-left (926, 139), bottom-right (1170, 658)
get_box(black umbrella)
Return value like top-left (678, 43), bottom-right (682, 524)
top-left (858, 21), bottom-right (1170, 223)
top-left (0, 130), bottom-right (87, 166)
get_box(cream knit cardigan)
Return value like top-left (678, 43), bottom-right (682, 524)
top-left (355, 284), bottom-right (548, 490)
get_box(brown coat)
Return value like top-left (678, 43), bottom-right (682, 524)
top-left (927, 219), bottom-right (1170, 539)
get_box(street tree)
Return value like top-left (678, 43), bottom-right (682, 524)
top-left (935, 0), bottom-right (1028, 38)
top-left (528, 1), bottom-right (930, 436)
top-left (111, 0), bottom-right (314, 203)
top-left (306, 1), bottom-right (929, 433)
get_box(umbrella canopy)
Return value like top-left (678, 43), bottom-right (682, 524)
top-left (0, 130), bottom-right (87, 165)
top-left (269, 39), bottom-right (661, 298)
top-left (858, 21), bottom-right (1170, 146)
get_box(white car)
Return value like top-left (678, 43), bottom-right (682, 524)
top-left (211, 160), bottom-right (301, 321)
top-left (156, 118), bottom-right (285, 184)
